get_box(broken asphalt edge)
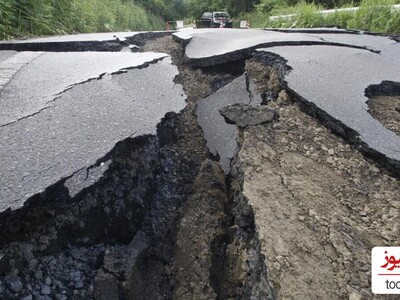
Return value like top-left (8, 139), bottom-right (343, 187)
top-left (181, 40), bottom-right (379, 67)
top-left (0, 32), bottom-right (172, 52)
top-left (263, 27), bottom-right (361, 34)
top-left (0, 110), bottom-right (182, 234)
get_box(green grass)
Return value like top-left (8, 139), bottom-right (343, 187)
top-left (0, 0), bottom-right (165, 40)
top-left (242, 0), bottom-right (400, 34)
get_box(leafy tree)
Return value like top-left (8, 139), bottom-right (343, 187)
top-left (184, 0), bottom-right (260, 18)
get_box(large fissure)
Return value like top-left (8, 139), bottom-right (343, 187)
top-left (0, 35), bottom-right (269, 299)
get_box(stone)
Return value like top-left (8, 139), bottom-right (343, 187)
top-left (55, 294), bottom-right (68, 300)
top-left (41, 285), bottom-right (51, 295)
top-left (7, 277), bottom-right (23, 293)
top-left (93, 270), bottom-right (120, 300)
top-left (360, 289), bottom-right (372, 299)
top-left (45, 277), bottom-right (52, 285)
top-left (219, 104), bottom-right (279, 127)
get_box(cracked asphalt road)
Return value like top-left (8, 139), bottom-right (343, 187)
top-left (0, 28), bottom-right (399, 300)
top-left (0, 51), bottom-right (168, 125)
top-left (1, 27), bottom-right (399, 211)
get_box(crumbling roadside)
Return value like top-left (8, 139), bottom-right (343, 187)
top-left (226, 54), bottom-right (399, 299)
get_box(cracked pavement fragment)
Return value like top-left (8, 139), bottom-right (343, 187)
top-left (0, 57), bottom-right (186, 212)
top-left (196, 75), bottom-right (262, 172)
top-left (0, 52), bottom-right (167, 126)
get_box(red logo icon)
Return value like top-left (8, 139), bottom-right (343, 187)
top-left (380, 251), bottom-right (400, 275)
top-left (372, 247), bottom-right (400, 294)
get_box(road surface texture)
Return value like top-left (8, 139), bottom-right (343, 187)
top-left (0, 28), bottom-right (399, 299)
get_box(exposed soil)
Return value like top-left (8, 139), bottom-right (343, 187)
top-left (0, 33), bottom-right (399, 300)
top-left (230, 57), bottom-right (400, 299)
top-left (368, 95), bottom-right (400, 136)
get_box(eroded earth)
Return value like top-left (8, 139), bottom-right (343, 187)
top-left (0, 28), bottom-right (399, 299)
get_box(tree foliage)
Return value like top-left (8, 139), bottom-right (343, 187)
top-left (0, 0), bottom-right (168, 39)
top-left (184, 0), bottom-right (261, 18)
top-left (256, 0), bottom-right (362, 12)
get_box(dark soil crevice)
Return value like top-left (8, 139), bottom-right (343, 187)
top-left (138, 35), bottom-right (273, 299)
top-left (366, 81), bottom-right (400, 137)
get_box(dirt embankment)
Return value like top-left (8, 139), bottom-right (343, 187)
top-left (230, 57), bottom-right (400, 299)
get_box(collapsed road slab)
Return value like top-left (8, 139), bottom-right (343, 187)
top-left (174, 29), bottom-right (322, 66)
top-left (0, 56), bottom-right (186, 212)
top-left (173, 28), bottom-right (376, 67)
top-left (196, 75), bottom-right (262, 172)
top-left (264, 27), bottom-right (359, 34)
top-left (258, 45), bottom-right (400, 170)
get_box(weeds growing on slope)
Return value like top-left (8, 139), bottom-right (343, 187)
top-left (0, 0), bottom-right (165, 40)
